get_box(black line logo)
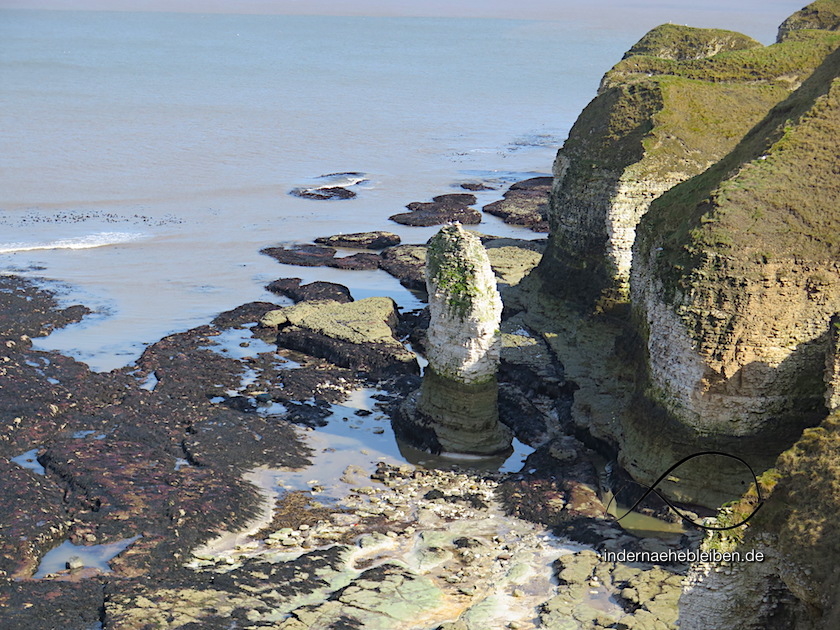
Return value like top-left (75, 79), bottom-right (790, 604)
top-left (606, 451), bottom-right (765, 531)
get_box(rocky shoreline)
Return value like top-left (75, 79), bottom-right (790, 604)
top-left (0, 177), bottom-right (699, 629)
top-left (4, 2), bottom-right (839, 627)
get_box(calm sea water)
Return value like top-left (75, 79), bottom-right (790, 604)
top-left (0, 7), bottom-right (800, 370)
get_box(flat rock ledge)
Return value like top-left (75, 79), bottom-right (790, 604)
top-left (259, 297), bottom-right (419, 378)
top-left (482, 176), bottom-right (552, 232)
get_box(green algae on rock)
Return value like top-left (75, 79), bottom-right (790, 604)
top-left (396, 225), bottom-right (512, 456)
top-left (260, 297), bottom-right (419, 377)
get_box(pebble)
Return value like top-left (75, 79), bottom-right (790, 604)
top-left (66, 556), bottom-right (84, 570)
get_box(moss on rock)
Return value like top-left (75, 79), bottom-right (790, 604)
top-left (540, 6), bottom-right (840, 308)
top-left (260, 297), bottom-right (401, 346)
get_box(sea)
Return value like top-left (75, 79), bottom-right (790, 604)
top-left (0, 3), bottom-right (803, 371)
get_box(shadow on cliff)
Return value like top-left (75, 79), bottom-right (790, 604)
top-left (618, 324), bottom-right (831, 508)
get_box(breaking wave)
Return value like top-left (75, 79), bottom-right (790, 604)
top-left (0, 231), bottom-right (146, 254)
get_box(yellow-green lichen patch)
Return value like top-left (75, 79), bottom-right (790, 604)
top-left (427, 225), bottom-right (495, 320)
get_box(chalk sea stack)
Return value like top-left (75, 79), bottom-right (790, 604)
top-left (396, 224), bottom-right (511, 455)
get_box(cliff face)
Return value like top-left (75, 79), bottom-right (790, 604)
top-left (539, 20), bottom-right (840, 308)
top-left (626, 46), bottom-right (840, 503)
top-left (680, 409), bottom-right (840, 630)
top-left (777, 0), bottom-right (840, 42)
top-left (827, 315), bottom-right (840, 410)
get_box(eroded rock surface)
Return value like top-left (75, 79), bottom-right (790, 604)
top-left (482, 177), bottom-right (552, 232)
top-left (260, 297), bottom-right (419, 378)
top-left (396, 225), bottom-right (511, 455)
top-left (627, 47), bottom-right (840, 505)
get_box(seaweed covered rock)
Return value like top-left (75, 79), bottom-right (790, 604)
top-left (314, 231), bottom-right (401, 250)
top-left (389, 194), bottom-right (481, 227)
top-left (482, 177), bottom-right (552, 232)
top-left (396, 225), bottom-right (511, 455)
top-left (539, 9), bottom-right (840, 309)
top-left (625, 47), bottom-right (840, 505)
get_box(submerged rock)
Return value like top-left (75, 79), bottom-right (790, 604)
top-left (260, 244), bottom-right (380, 270)
top-left (289, 186), bottom-right (356, 200)
top-left (260, 244), bottom-right (338, 266)
top-left (396, 224), bottom-right (511, 455)
top-left (460, 181), bottom-right (496, 191)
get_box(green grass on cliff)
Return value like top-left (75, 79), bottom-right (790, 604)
top-left (622, 23), bottom-right (761, 61)
top-left (637, 46), bottom-right (840, 296)
top-left (637, 77), bottom-right (790, 178)
top-left (778, 0), bottom-right (840, 40)
top-left (566, 27), bottom-right (840, 179)
top-left (609, 30), bottom-right (840, 88)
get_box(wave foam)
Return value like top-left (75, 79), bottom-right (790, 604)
top-left (0, 231), bottom-right (146, 254)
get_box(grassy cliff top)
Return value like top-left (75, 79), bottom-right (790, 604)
top-left (622, 24), bottom-right (761, 61)
top-left (637, 47), bottom-right (840, 294)
top-left (778, 0), bottom-right (840, 42)
top-left (563, 15), bottom-right (840, 176)
top-left (606, 29), bottom-right (840, 89)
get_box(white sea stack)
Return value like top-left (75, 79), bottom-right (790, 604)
top-left (411, 224), bottom-right (511, 455)
top-left (424, 224), bottom-right (503, 384)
